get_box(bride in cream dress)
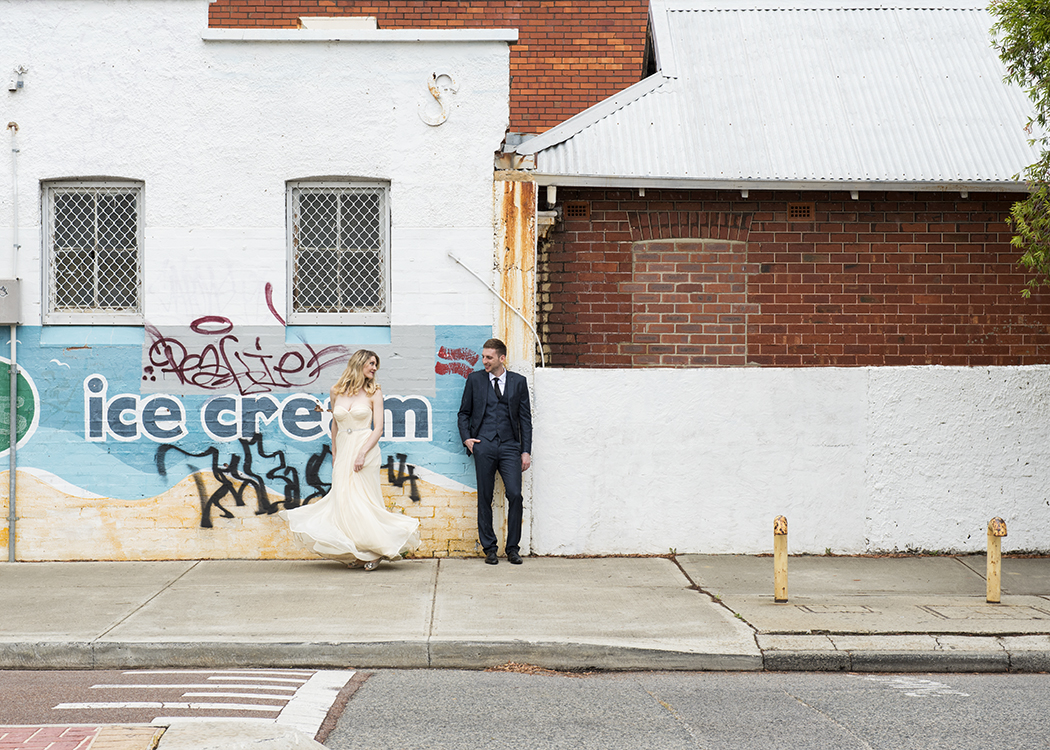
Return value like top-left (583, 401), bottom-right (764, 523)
top-left (280, 349), bottom-right (420, 569)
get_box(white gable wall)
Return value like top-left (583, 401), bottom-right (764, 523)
top-left (0, 0), bottom-right (510, 326)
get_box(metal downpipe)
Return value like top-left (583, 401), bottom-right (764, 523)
top-left (8, 324), bottom-right (15, 562)
top-left (7, 122), bottom-right (18, 562)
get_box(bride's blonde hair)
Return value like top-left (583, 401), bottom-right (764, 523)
top-left (331, 349), bottom-right (381, 397)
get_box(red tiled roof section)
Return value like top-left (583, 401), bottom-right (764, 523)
top-left (208, 1), bottom-right (650, 133)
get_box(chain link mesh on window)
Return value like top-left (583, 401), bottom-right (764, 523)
top-left (292, 186), bottom-right (387, 315)
top-left (48, 186), bottom-right (141, 314)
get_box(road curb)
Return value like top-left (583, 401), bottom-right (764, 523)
top-left (3, 640), bottom-right (1049, 672)
top-left (0, 640), bottom-right (762, 672)
top-left (762, 649), bottom-right (1050, 672)
top-left (427, 640), bottom-right (762, 671)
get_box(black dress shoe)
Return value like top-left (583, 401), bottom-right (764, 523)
top-left (485, 551), bottom-right (499, 565)
top-left (507, 550), bottom-right (523, 565)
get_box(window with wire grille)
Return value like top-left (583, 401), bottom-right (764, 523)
top-left (288, 182), bottom-right (390, 324)
top-left (43, 181), bottom-right (143, 324)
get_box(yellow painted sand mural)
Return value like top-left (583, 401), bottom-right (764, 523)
top-left (0, 470), bottom-right (483, 561)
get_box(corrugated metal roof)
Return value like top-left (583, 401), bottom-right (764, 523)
top-left (515, 0), bottom-right (1038, 190)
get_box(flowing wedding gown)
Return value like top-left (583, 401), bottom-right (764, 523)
top-left (279, 403), bottom-right (421, 564)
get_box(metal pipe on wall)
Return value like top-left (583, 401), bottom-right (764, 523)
top-left (448, 252), bottom-right (545, 368)
top-left (8, 324), bottom-right (15, 562)
top-left (7, 122), bottom-right (19, 562)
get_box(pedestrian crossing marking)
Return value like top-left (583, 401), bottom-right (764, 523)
top-left (89, 684), bottom-right (297, 692)
top-left (53, 703), bottom-right (281, 712)
top-left (49, 669), bottom-right (356, 736)
top-left (179, 693), bottom-right (289, 700)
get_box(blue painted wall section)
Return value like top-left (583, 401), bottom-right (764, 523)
top-left (7, 324), bottom-right (490, 526)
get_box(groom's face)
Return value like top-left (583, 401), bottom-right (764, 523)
top-left (481, 348), bottom-right (506, 374)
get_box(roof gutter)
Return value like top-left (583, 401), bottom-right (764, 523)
top-left (526, 174), bottom-right (1030, 194)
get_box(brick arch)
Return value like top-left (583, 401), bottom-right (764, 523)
top-left (627, 210), bottom-right (754, 243)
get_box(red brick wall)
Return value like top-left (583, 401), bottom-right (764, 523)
top-left (539, 188), bottom-right (1050, 367)
top-left (207, 1), bottom-right (650, 134)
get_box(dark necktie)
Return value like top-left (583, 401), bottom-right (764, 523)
top-left (494, 378), bottom-right (502, 399)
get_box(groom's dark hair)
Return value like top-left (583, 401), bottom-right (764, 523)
top-left (483, 338), bottom-right (507, 357)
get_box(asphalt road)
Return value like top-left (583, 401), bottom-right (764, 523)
top-left (3, 669), bottom-right (1048, 749)
top-left (326, 669), bottom-right (1050, 750)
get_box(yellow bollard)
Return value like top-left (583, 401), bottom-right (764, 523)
top-left (773, 515), bottom-right (788, 602)
top-left (987, 517), bottom-right (1007, 604)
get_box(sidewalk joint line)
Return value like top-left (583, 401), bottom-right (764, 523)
top-left (92, 561), bottom-right (203, 658)
top-left (426, 558), bottom-right (441, 667)
top-left (671, 555), bottom-right (757, 628)
top-left (670, 555), bottom-right (762, 657)
top-left (952, 554), bottom-right (987, 581)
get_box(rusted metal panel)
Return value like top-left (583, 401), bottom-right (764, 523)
top-left (494, 176), bottom-right (537, 366)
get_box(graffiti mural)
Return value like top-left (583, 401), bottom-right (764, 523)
top-left (2, 323), bottom-right (490, 560)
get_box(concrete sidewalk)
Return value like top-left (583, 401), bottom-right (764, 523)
top-left (678, 554), bottom-right (1050, 672)
top-left (1, 555), bottom-right (1049, 673)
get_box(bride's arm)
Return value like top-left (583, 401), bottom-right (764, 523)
top-left (329, 389), bottom-right (338, 459)
top-left (329, 388), bottom-right (342, 457)
top-left (354, 388), bottom-right (384, 472)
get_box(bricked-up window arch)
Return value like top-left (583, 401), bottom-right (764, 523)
top-left (287, 180), bottom-right (390, 325)
top-left (43, 180), bottom-right (144, 325)
top-left (621, 239), bottom-right (754, 366)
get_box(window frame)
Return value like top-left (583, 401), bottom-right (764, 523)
top-left (286, 179), bottom-right (392, 326)
top-left (41, 178), bottom-right (145, 326)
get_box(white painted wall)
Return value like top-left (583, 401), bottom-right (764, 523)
top-left (531, 367), bottom-right (1050, 555)
top-left (0, 0), bottom-right (511, 326)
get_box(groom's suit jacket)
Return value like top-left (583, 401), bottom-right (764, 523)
top-left (457, 369), bottom-right (533, 455)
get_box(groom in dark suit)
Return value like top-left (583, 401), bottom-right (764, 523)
top-left (457, 338), bottom-right (532, 565)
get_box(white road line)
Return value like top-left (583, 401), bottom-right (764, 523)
top-left (91, 684), bottom-right (296, 692)
top-left (151, 717), bottom-right (272, 726)
top-left (180, 693), bottom-right (291, 700)
top-left (276, 670), bottom-right (356, 735)
top-left (207, 677), bottom-right (307, 684)
top-left (54, 702), bottom-right (282, 712)
top-left (126, 670), bottom-right (315, 676)
top-left (858, 675), bottom-right (970, 698)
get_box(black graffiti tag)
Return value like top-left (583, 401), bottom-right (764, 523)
top-left (155, 433), bottom-right (331, 528)
top-left (156, 436), bottom-right (422, 528)
top-left (386, 453), bottom-right (422, 502)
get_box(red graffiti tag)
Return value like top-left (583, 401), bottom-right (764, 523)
top-left (145, 318), bottom-right (349, 395)
top-left (435, 361), bottom-right (474, 378)
top-left (435, 345), bottom-right (480, 378)
top-left (438, 346), bottom-right (479, 366)
top-left (264, 282), bottom-right (286, 326)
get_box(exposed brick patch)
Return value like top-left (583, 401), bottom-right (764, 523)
top-left (539, 188), bottom-right (1050, 367)
top-left (207, 0), bottom-right (650, 134)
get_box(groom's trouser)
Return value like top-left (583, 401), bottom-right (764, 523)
top-left (472, 436), bottom-right (523, 554)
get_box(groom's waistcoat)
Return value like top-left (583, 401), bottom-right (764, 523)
top-left (477, 380), bottom-right (516, 443)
